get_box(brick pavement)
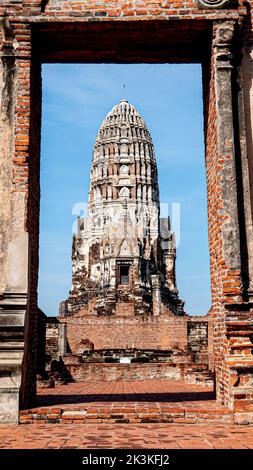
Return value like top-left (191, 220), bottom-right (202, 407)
top-left (0, 423), bottom-right (253, 449)
top-left (0, 380), bottom-right (251, 448)
top-left (20, 380), bottom-right (232, 425)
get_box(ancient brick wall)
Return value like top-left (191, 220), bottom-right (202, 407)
top-left (21, 34), bottom-right (42, 409)
top-left (44, 312), bottom-right (210, 372)
top-left (207, 311), bottom-right (214, 370)
top-left (203, 39), bottom-right (224, 404)
top-left (187, 320), bottom-right (208, 364)
top-left (0, 1), bottom-right (247, 20)
top-left (202, 20), bottom-right (250, 407)
top-left (63, 315), bottom-right (188, 352)
top-left (203, 51), bottom-right (228, 405)
top-left (115, 303), bottom-right (135, 316)
top-left (0, 18), bottom-right (41, 414)
top-left (55, 314), bottom-right (209, 362)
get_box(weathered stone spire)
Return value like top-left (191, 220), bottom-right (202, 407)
top-left (60, 100), bottom-right (184, 316)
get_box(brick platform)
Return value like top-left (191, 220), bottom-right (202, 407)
top-left (20, 380), bottom-right (233, 426)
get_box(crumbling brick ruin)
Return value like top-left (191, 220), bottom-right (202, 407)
top-left (43, 314), bottom-right (212, 385)
top-left (1, 0), bottom-right (253, 425)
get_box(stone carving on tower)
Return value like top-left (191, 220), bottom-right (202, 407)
top-left (60, 99), bottom-right (184, 317)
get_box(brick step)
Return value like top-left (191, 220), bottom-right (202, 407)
top-left (19, 403), bottom-right (233, 425)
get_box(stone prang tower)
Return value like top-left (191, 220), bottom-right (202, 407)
top-left (60, 99), bottom-right (184, 317)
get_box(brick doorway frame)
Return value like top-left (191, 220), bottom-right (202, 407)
top-left (1, 8), bottom-right (253, 424)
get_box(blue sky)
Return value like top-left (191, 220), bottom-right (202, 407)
top-left (39, 63), bottom-right (211, 316)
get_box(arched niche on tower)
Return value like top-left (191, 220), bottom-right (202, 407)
top-left (119, 187), bottom-right (130, 199)
top-left (120, 165), bottom-right (129, 175)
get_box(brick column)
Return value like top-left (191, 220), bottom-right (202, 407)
top-left (213, 20), bottom-right (242, 282)
top-left (207, 20), bottom-right (253, 412)
top-left (0, 20), bottom-right (41, 423)
top-left (240, 42), bottom-right (253, 299)
top-left (0, 18), bottom-right (27, 424)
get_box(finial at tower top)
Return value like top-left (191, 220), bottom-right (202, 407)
top-left (120, 84), bottom-right (128, 103)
